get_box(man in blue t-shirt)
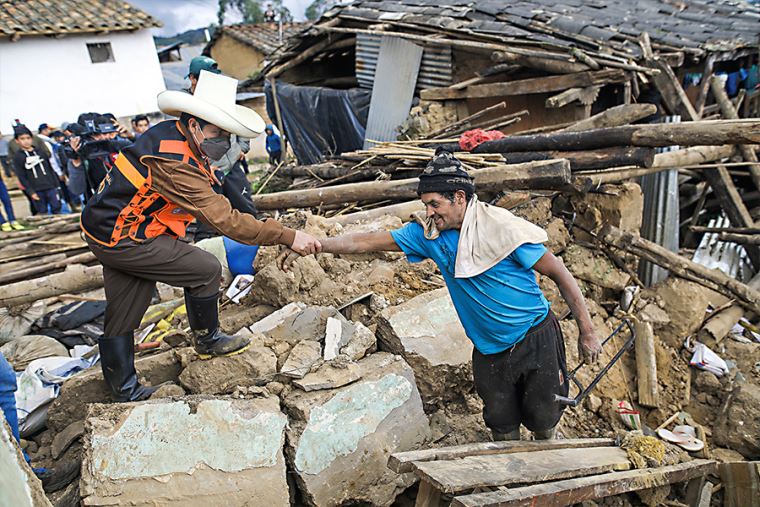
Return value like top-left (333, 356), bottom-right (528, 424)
top-left (280, 149), bottom-right (601, 441)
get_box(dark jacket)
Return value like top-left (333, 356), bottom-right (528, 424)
top-left (12, 149), bottom-right (59, 192)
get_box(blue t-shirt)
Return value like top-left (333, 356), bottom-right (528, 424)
top-left (391, 222), bottom-right (550, 355)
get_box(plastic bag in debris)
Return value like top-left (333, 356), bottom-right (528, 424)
top-left (459, 128), bottom-right (506, 151)
top-left (0, 335), bottom-right (68, 371)
top-left (265, 80), bottom-right (370, 165)
top-left (0, 301), bottom-right (47, 346)
top-left (15, 353), bottom-right (99, 437)
top-left (689, 342), bottom-right (729, 377)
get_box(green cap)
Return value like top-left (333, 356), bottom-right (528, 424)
top-left (186, 56), bottom-right (221, 78)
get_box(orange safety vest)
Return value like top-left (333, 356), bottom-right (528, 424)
top-left (81, 120), bottom-right (218, 247)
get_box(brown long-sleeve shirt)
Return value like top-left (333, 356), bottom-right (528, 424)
top-left (146, 156), bottom-right (296, 247)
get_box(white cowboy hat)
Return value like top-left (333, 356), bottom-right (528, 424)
top-left (157, 70), bottom-right (265, 137)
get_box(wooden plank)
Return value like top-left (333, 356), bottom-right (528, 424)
top-left (634, 320), bottom-right (659, 408)
top-left (720, 461), bottom-right (760, 507)
top-left (561, 103), bottom-right (657, 132)
top-left (413, 447), bottom-right (631, 494)
top-left (451, 460), bottom-right (717, 507)
top-left (388, 438), bottom-right (616, 473)
top-left (420, 69), bottom-right (626, 100)
top-left (415, 481), bottom-right (442, 507)
top-left (695, 56), bottom-right (715, 116)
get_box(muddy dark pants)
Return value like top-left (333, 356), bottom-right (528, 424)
top-left (87, 236), bottom-right (222, 337)
top-left (472, 311), bottom-right (569, 434)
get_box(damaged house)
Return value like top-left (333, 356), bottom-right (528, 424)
top-left (255, 0), bottom-right (759, 164)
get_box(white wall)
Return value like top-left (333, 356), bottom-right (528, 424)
top-left (0, 30), bottom-right (166, 130)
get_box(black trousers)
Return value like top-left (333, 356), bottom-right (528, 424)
top-left (472, 311), bottom-right (569, 433)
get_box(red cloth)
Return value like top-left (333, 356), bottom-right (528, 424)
top-left (459, 129), bottom-right (505, 151)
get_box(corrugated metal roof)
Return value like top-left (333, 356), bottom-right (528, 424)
top-left (363, 36), bottom-right (423, 148)
top-left (356, 33), bottom-right (452, 91)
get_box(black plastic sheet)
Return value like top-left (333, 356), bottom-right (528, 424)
top-left (265, 80), bottom-right (370, 165)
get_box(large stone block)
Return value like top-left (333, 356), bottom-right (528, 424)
top-left (48, 348), bottom-right (186, 433)
top-left (0, 412), bottom-right (52, 507)
top-left (376, 288), bottom-right (473, 406)
top-left (572, 182), bottom-right (643, 239)
top-left (179, 346), bottom-right (277, 395)
top-left (80, 396), bottom-right (289, 506)
top-left (284, 353), bottom-right (430, 507)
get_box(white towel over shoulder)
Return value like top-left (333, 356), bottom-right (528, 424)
top-left (414, 195), bottom-right (548, 278)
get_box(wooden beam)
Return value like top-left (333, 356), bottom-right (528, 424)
top-left (702, 165), bottom-right (760, 270)
top-left (413, 447), bottom-right (631, 494)
top-left (695, 56), bottom-right (716, 116)
top-left (502, 147), bottom-right (656, 171)
top-left (451, 460), bottom-right (717, 507)
top-left (252, 159), bottom-right (571, 210)
top-left (491, 50), bottom-right (588, 75)
top-left (720, 462), bottom-right (760, 507)
top-left (561, 103), bottom-right (657, 132)
top-left (586, 145), bottom-right (736, 184)
top-left (266, 23), bottom-right (342, 78)
top-left (0, 251), bottom-right (97, 284)
top-left (388, 438), bottom-right (616, 474)
top-left (0, 264), bottom-right (104, 308)
top-left (634, 319), bottom-right (659, 408)
top-left (718, 233), bottom-right (760, 245)
top-left (415, 482), bottom-right (442, 507)
top-left (420, 69), bottom-right (627, 101)
top-left (470, 120), bottom-right (760, 153)
top-left (710, 75), bottom-right (760, 191)
top-left (546, 86), bottom-right (600, 108)
top-left (601, 225), bottom-right (760, 312)
top-left (649, 59), bottom-right (700, 121)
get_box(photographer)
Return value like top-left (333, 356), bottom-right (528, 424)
top-left (67, 114), bottom-right (132, 197)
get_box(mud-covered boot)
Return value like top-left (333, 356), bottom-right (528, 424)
top-left (98, 334), bottom-right (158, 402)
top-left (184, 290), bottom-right (250, 359)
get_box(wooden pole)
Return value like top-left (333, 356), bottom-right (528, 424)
top-left (634, 319), bottom-right (659, 408)
top-left (585, 145), bottom-right (736, 184)
top-left (491, 50), bottom-right (589, 75)
top-left (699, 272), bottom-right (760, 344)
top-left (327, 200), bottom-right (424, 226)
top-left (690, 226), bottom-right (760, 235)
top-left (601, 225), bottom-right (760, 312)
top-left (709, 75), bottom-right (760, 191)
top-left (0, 251), bottom-right (97, 284)
top-left (252, 159), bottom-right (571, 210)
top-left (717, 233), bottom-right (760, 245)
top-left (420, 69), bottom-right (627, 101)
top-left (471, 121), bottom-right (760, 153)
top-left (1, 264), bottom-right (104, 308)
top-left (502, 146), bottom-right (655, 171)
top-left (559, 104), bottom-right (657, 132)
top-left (268, 77), bottom-right (288, 162)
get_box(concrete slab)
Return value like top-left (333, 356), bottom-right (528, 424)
top-left (376, 288), bottom-right (473, 406)
top-left (284, 353), bottom-right (430, 507)
top-left (81, 396), bottom-right (289, 507)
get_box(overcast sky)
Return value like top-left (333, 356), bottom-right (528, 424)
top-left (129, 0), bottom-right (313, 35)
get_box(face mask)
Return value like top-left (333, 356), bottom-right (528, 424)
top-left (192, 124), bottom-right (230, 160)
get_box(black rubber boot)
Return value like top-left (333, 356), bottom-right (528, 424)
top-left (184, 290), bottom-right (250, 358)
top-left (98, 334), bottom-right (157, 402)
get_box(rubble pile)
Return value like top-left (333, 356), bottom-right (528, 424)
top-left (1, 181), bottom-right (760, 505)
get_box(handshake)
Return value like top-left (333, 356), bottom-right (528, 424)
top-left (278, 230), bottom-right (321, 270)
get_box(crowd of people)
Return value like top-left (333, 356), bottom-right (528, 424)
top-left (0, 114), bottom-right (152, 230)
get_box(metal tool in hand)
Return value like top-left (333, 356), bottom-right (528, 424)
top-left (554, 319), bottom-right (636, 407)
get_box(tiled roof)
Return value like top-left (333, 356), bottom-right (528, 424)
top-left (328, 0), bottom-right (760, 55)
top-left (218, 22), bottom-right (308, 55)
top-left (0, 0), bottom-right (162, 38)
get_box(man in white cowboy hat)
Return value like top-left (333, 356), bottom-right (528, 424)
top-left (80, 71), bottom-right (322, 402)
